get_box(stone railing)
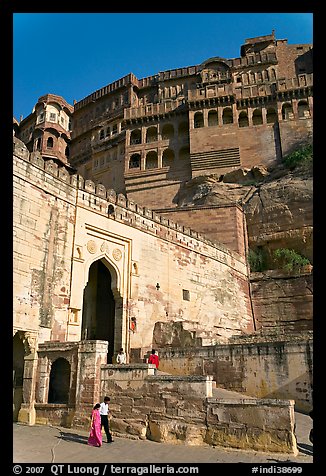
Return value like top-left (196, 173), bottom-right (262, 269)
top-left (124, 99), bottom-right (186, 120)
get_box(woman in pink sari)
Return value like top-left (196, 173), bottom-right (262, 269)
top-left (87, 403), bottom-right (102, 447)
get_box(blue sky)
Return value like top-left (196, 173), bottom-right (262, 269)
top-left (13, 13), bottom-right (313, 121)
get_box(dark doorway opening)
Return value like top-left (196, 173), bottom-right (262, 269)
top-left (48, 358), bottom-right (71, 403)
top-left (81, 260), bottom-right (115, 363)
top-left (13, 333), bottom-right (25, 421)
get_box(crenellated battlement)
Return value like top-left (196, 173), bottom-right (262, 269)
top-left (13, 137), bottom-right (245, 267)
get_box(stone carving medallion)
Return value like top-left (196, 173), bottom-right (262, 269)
top-left (100, 241), bottom-right (109, 252)
top-left (112, 248), bottom-right (122, 261)
top-left (87, 240), bottom-right (97, 254)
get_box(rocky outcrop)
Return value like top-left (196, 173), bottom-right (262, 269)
top-left (243, 169), bottom-right (313, 264)
top-left (250, 270), bottom-right (313, 331)
top-left (175, 173), bottom-right (252, 207)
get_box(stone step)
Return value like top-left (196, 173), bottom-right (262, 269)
top-left (212, 386), bottom-right (255, 400)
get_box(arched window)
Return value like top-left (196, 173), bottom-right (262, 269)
top-left (48, 358), bottom-right (70, 404)
top-left (146, 126), bottom-right (158, 143)
top-left (238, 111), bottom-right (249, 128)
top-left (47, 137), bottom-right (54, 148)
top-left (162, 149), bottom-right (174, 167)
top-left (65, 146), bottom-right (70, 157)
top-left (208, 110), bottom-right (218, 127)
top-left (162, 124), bottom-right (174, 140)
top-left (36, 138), bottom-right (41, 150)
top-left (145, 151), bottom-right (158, 169)
top-left (130, 129), bottom-right (141, 145)
top-left (194, 112), bottom-right (204, 128)
top-left (282, 103), bottom-right (293, 120)
top-left (270, 68), bottom-right (276, 80)
top-left (252, 108), bottom-right (263, 126)
top-left (298, 100), bottom-right (310, 118)
top-left (129, 154), bottom-right (141, 169)
top-left (222, 107), bottom-right (233, 125)
top-left (266, 108), bottom-right (277, 124)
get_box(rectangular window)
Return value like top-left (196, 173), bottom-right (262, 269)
top-left (182, 289), bottom-right (190, 301)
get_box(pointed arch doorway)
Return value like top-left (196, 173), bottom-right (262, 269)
top-left (81, 259), bottom-right (117, 363)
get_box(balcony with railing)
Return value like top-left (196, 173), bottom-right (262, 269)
top-left (189, 73), bottom-right (313, 102)
top-left (188, 83), bottom-right (235, 102)
top-left (124, 99), bottom-right (186, 120)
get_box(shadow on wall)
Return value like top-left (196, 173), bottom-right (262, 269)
top-left (253, 375), bottom-right (313, 413)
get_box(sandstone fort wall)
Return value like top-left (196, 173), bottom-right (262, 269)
top-left (14, 138), bottom-right (253, 361)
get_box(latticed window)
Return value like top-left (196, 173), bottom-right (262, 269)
top-left (129, 154), bottom-right (140, 169)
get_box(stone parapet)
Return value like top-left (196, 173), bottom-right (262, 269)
top-left (206, 398), bottom-right (297, 454)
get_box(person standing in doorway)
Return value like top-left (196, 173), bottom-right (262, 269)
top-left (148, 349), bottom-right (159, 374)
top-left (99, 396), bottom-right (113, 443)
top-left (116, 348), bottom-right (127, 364)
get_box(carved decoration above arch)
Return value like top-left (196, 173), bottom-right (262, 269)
top-left (199, 58), bottom-right (232, 85)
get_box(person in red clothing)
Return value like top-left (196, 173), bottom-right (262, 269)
top-left (148, 349), bottom-right (159, 374)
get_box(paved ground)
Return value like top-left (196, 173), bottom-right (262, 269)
top-left (13, 411), bottom-right (313, 464)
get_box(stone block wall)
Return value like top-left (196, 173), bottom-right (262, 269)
top-left (158, 335), bottom-right (313, 412)
top-left (279, 118), bottom-right (313, 157)
top-left (100, 364), bottom-right (211, 442)
top-left (13, 142), bottom-right (77, 344)
top-left (190, 122), bottom-right (279, 172)
top-left (206, 398), bottom-right (297, 453)
top-left (157, 204), bottom-right (248, 257)
top-left (99, 364), bottom-right (297, 453)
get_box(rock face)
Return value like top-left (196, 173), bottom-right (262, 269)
top-left (244, 170), bottom-right (313, 265)
top-left (175, 173), bottom-right (252, 207)
top-left (243, 164), bottom-right (313, 332)
top-left (250, 271), bottom-right (313, 331)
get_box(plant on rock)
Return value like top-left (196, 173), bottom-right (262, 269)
top-left (273, 248), bottom-right (311, 273)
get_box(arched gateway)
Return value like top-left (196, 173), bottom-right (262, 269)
top-left (81, 258), bottom-right (121, 363)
